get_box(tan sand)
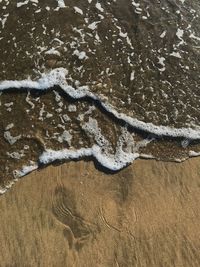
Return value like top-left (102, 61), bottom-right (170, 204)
top-left (0, 158), bottom-right (200, 267)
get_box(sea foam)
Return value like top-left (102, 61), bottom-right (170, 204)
top-left (1, 68), bottom-right (200, 140)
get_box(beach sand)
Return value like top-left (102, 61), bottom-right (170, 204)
top-left (0, 158), bottom-right (200, 267)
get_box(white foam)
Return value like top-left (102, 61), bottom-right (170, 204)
top-left (74, 6), bottom-right (83, 15)
top-left (0, 187), bottom-right (7, 195)
top-left (170, 51), bottom-right (182, 58)
top-left (82, 117), bottom-right (110, 148)
top-left (17, 1), bottom-right (29, 8)
top-left (5, 123), bottom-right (14, 131)
top-left (57, 0), bottom-right (66, 8)
top-left (190, 33), bottom-right (200, 42)
top-left (73, 50), bottom-right (87, 60)
top-left (57, 130), bottom-right (72, 145)
top-left (189, 151), bottom-right (200, 157)
top-left (38, 117), bottom-right (141, 171)
top-left (158, 56), bottom-right (166, 72)
top-left (160, 31), bottom-right (166, 38)
top-left (140, 153), bottom-right (155, 159)
top-left (88, 21), bottom-right (99, 30)
top-left (7, 151), bottom-right (25, 159)
top-left (26, 91), bottom-right (35, 109)
top-left (13, 163), bottom-right (38, 179)
top-left (4, 131), bottom-right (21, 145)
top-left (0, 163), bottom-right (38, 195)
top-left (45, 48), bottom-right (61, 57)
top-left (95, 2), bottom-right (104, 12)
top-left (1, 67), bottom-right (200, 141)
top-left (39, 145), bottom-right (139, 171)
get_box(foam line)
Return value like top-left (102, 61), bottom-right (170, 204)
top-left (39, 145), bottom-right (139, 171)
top-left (1, 68), bottom-right (200, 139)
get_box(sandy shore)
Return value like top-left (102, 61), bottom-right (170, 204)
top-left (0, 158), bottom-right (200, 266)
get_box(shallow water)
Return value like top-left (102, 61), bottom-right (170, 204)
top-left (0, 0), bottom-right (200, 191)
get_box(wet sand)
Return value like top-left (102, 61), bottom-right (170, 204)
top-left (0, 159), bottom-right (200, 266)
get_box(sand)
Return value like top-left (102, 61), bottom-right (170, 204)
top-left (0, 158), bottom-right (200, 267)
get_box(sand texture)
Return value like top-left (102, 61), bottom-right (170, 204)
top-left (0, 159), bottom-right (200, 266)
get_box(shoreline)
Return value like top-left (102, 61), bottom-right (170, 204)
top-left (1, 152), bottom-right (199, 196)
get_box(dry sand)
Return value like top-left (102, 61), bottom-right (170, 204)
top-left (0, 158), bottom-right (200, 267)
